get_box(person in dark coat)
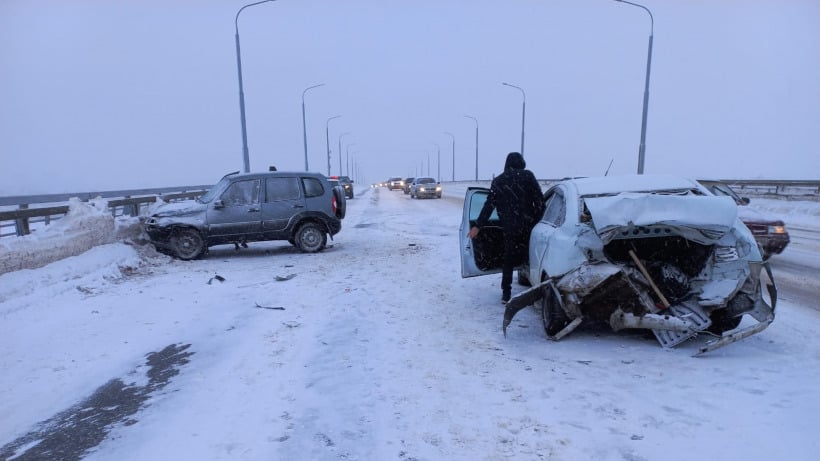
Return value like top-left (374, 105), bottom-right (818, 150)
top-left (467, 152), bottom-right (544, 303)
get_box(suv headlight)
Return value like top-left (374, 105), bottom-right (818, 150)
top-left (768, 225), bottom-right (786, 234)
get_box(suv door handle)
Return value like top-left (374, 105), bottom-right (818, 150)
top-left (248, 207), bottom-right (260, 212)
top-left (292, 204), bottom-right (304, 208)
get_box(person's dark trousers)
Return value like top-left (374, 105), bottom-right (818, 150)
top-left (501, 229), bottom-right (529, 300)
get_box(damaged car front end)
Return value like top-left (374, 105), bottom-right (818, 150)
top-left (461, 175), bottom-right (776, 355)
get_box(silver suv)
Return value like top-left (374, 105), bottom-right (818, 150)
top-left (144, 171), bottom-right (346, 259)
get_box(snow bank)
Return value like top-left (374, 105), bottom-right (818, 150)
top-left (0, 198), bottom-right (142, 276)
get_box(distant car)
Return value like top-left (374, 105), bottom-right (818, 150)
top-left (144, 171), bottom-right (346, 259)
top-left (410, 177), bottom-right (442, 199)
top-left (460, 174), bottom-right (776, 355)
top-left (699, 180), bottom-right (790, 260)
top-left (402, 177), bottom-right (415, 194)
top-left (331, 175), bottom-right (354, 199)
top-left (387, 177), bottom-right (404, 191)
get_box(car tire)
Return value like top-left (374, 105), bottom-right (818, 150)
top-left (541, 282), bottom-right (570, 339)
top-left (332, 186), bottom-right (346, 219)
top-left (170, 227), bottom-right (205, 260)
top-left (517, 270), bottom-right (531, 287)
top-left (295, 222), bottom-right (327, 253)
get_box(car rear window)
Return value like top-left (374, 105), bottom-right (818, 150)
top-left (302, 177), bottom-right (325, 198)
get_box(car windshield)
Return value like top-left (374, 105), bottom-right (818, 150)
top-left (417, 178), bottom-right (435, 184)
top-left (198, 177), bottom-right (231, 203)
top-left (707, 183), bottom-right (743, 203)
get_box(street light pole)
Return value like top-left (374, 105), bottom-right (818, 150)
top-left (325, 115), bottom-right (341, 176)
top-left (302, 83), bottom-right (326, 171)
top-left (614, 0), bottom-right (653, 174)
top-left (346, 143), bottom-right (357, 176)
top-left (502, 82), bottom-right (526, 156)
top-left (430, 143), bottom-right (440, 181)
top-left (234, 0), bottom-right (277, 173)
top-left (443, 132), bottom-right (455, 181)
top-left (464, 115), bottom-right (478, 180)
top-left (338, 132), bottom-right (350, 175)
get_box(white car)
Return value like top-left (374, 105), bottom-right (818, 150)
top-left (460, 175), bottom-right (777, 355)
top-left (410, 177), bottom-right (442, 199)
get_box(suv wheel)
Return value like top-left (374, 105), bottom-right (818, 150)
top-left (295, 222), bottom-right (327, 253)
top-left (170, 227), bottom-right (205, 260)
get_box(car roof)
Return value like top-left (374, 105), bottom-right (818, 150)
top-left (564, 174), bottom-right (704, 196)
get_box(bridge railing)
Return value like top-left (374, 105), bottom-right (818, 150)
top-left (1, 179), bottom-right (818, 239)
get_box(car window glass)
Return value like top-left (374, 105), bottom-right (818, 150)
top-left (542, 191), bottom-right (565, 226)
top-left (469, 192), bottom-right (499, 221)
top-left (266, 177), bottom-right (301, 202)
top-left (221, 179), bottom-right (260, 206)
top-left (302, 177), bottom-right (325, 198)
top-left (200, 177), bottom-right (230, 203)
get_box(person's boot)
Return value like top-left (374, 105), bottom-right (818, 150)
top-left (501, 290), bottom-right (511, 305)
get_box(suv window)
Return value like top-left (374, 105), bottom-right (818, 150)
top-left (302, 177), bottom-right (325, 198)
top-left (221, 179), bottom-right (260, 206)
top-left (266, 177), bottom-right (301, 202)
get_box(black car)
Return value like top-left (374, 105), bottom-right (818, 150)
top-left (402, 177), bottom-right (415, 194)
top-left (331, 175), bottom-right (355, 199)
top-left (144, 171), bottom-right (346, 259)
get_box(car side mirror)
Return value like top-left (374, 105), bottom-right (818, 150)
top-left (213, 199), bottom-right (225, 209)
top-left (740, 197), bottom-right (751, 205)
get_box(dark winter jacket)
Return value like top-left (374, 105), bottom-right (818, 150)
top-left (475, 152), bottom-right (544, 234)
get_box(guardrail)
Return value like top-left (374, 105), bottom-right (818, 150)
top-left (712, 179), bottom-right (820, 200)
top-left (0, 186), bottom-right (210, 238)
top-left (1, 179), bottom-right (818, 239)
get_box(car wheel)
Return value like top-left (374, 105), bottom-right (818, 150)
top-left (517, 270), bottom-right (531, 287)
top-left (295, 222), bottom-right (327, 253)
top-left (170, 227), bottom-right (205, 260)
top-left (541, 282), bottom-right (570, 339)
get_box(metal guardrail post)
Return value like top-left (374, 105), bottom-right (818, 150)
top-left (15, 204), bottom-right (30, 236)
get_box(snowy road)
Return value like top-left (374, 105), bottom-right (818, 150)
top-left (1, 186), bottom-right (819, 461)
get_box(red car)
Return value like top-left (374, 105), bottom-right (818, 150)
top-left (699, 180), bottom-right (790, 260)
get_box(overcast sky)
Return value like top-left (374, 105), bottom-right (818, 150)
top-left (1, 0), bottom-right (818, 195)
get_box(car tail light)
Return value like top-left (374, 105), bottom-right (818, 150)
top-left (332, 194), bottom-right (337, 214)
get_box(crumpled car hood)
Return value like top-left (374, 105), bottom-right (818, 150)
top-left (150, 200), bottom-right (205, 218)
top-left (585, 193), bottom-right (738, 243)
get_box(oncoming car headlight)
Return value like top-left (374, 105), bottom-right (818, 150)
top-left (769, 225), bottom-right (786, 234)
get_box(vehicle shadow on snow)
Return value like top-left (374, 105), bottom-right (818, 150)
top-left (190, 241), bottom-right (343, 260)
top-left (0, 343), bottom-right (193, 461)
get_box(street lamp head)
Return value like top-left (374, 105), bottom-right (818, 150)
top-left (303, 83), bottom-right (326, 99)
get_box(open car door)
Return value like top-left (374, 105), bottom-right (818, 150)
top-left (460, 187), bottom-right (505, 278)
